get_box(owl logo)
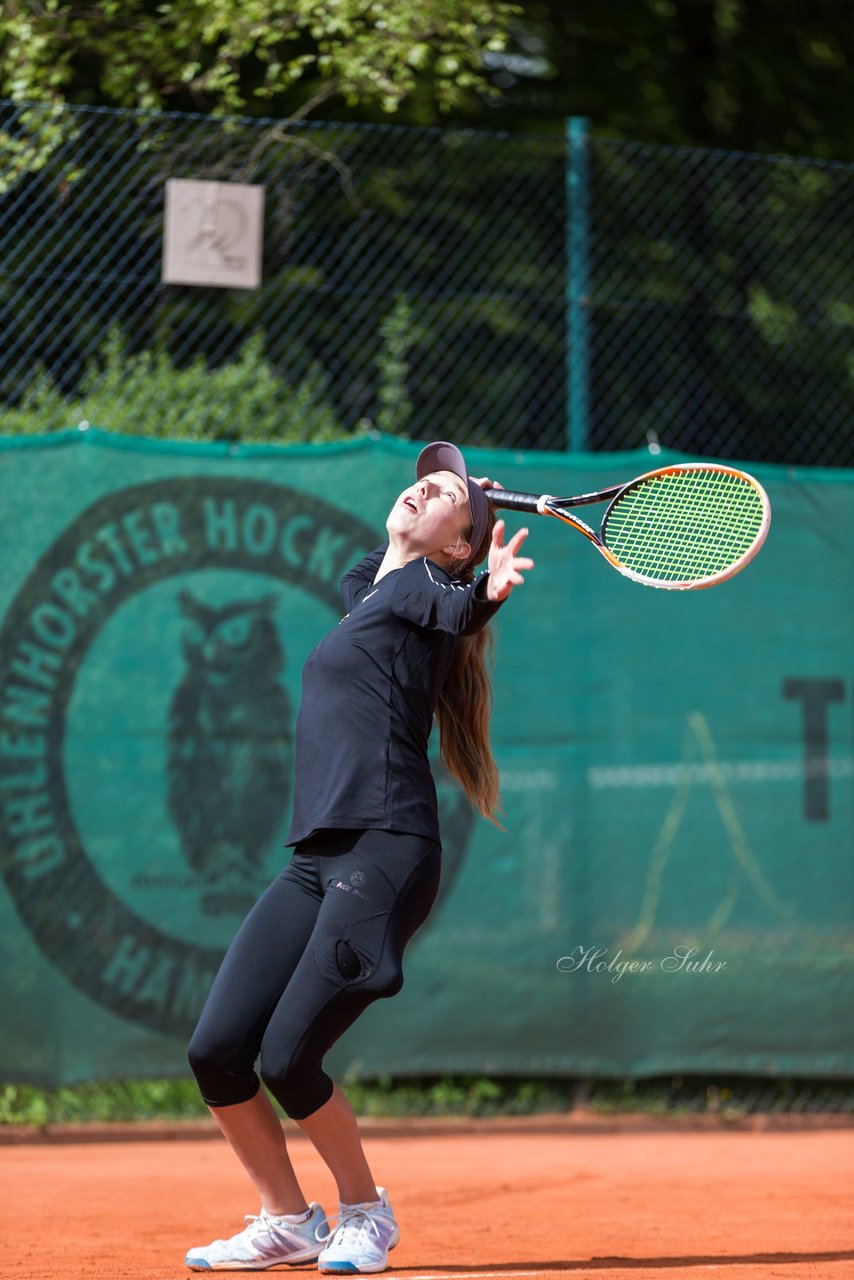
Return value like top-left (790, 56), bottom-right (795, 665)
top-left (167, 589), bottom-right (293, 911)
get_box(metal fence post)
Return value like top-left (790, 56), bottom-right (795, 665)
top-left (566, 116), bottom-right (591, 452)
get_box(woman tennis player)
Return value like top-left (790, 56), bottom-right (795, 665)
top-left (185, 441), bottom-right (534, 1274)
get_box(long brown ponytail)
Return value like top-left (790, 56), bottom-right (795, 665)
top-left (435, 505), bottom-right (503, 827)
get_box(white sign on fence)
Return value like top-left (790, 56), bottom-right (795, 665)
top-left (162, 179), bottom-right (264, 289)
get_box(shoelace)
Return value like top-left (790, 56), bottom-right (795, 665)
top-left (241, 1213), bottom-right (280, 1241)
top-left (239, 1210), bottom-right (309, 1244)
top-left (209, 1214), bottom-right (276, 1254)
top-left (316, 1205), bottom-right (384, 1249)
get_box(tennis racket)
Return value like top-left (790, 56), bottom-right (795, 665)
top-left (484, 462), bottom-right (771, 590)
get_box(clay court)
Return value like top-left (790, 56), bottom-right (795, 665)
top-left (2, 1114), bottom-right (850, 1280)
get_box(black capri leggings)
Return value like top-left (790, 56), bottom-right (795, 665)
top-left (187, 828), bottom-right (441, 1120)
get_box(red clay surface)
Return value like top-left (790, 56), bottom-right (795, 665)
top-left (1, 1115), bottom-right (851, 1280)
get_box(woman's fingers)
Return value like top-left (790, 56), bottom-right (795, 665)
top-left (492, 527), bottom-right (534, 566)
top-left (486, 521), bottom-right (534, 601)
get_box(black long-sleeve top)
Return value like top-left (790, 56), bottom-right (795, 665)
top-left (284, 544), bottom-right (503, 847)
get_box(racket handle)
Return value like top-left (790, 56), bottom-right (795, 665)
top-left (483, 487), bottom-right (542, 513)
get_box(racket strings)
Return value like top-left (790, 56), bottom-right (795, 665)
top-left (601, 468), bottom-right (766, 583)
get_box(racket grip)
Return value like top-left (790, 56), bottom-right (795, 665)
top-left (483, 487), bottom-right (542, 513)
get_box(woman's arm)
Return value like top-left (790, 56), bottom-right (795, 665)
top-left (390, 489), bottom-right (534, 634)
top-left (390, 560), bottom-right (503, 636)
top-left (339, 544), bottom-right (388, 611)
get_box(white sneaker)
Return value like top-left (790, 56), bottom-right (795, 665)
top-left (317, 1186), bottom-right (399, 1275)
top-left (186, 1202), bottom-right (329, 1270)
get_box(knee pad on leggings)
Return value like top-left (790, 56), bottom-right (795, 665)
top-left (259, 917), bottom-right (403, 1119)
top-left (314, 912), bottom-right (404, 999)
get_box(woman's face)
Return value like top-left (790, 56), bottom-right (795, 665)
top-left (386, 469), bottom-right (473, 562)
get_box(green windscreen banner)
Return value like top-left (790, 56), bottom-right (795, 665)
top-left (0, 429), bottom-right (851, 1086)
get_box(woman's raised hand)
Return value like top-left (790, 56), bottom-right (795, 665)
top-left (485, 520), bottom-right (534, 602)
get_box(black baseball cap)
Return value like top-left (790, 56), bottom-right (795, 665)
top-left (415, 440), bottom-right (490, 568)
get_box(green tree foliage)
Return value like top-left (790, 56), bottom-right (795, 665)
top-left (0, 0), bottom-right (517, 118)
top-left (1, 1), bottom-right (851, 159)
top-left (483, 1), bottom-right (854, 162)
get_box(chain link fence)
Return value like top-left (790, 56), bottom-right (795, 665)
top-left (1, 99), bottom-right (852, 464)
top-left (587, 137), bottom-right (854, 464)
